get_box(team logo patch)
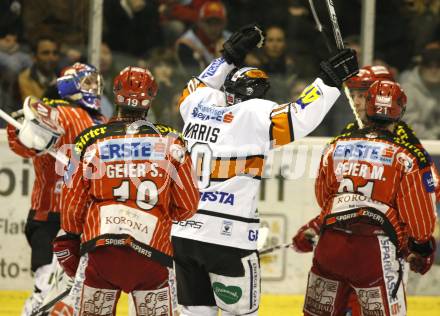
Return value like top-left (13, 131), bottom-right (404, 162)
top-left (396, 152), bottom-right (413, 172)
top-left (213, 282), bottom-right (242, 304)
top-left (375, 95), bottom-right (392, 107)
top-left (296, 83), bottom-right (322, 109)
top-left (221, 220), bottom-right (233, 236)
top-left (422, 171), bottom-right (435, 193)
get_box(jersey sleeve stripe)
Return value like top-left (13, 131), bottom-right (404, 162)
top-left (270, 108), bottom-right (294, 147)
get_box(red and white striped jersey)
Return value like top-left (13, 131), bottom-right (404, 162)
top-left (315, 127), bottom-right (437, 248)
top-left (6, 99), bottom-right (104, 221)
top-left (61, 121), bottom-right (198, 264)
top-left (338, 120), bottom-right (440, 202)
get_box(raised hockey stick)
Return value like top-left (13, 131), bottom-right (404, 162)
top-left (308, 0), bottom-right (364, 128)
top-left (324, 0), bottom-right (344, 51)
top-left (0, 108), bottom-right (69, 165)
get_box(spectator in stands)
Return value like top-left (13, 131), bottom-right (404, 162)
top-left (247, 26), bottom-right (294, 76)
top-left (0, 21), bottom-right (31, 125)
top-left (246, 25), bottom-right (296, 103)
top-left (21, 0), bottom-right (88, 54)
top-left (406, 0), bottom-right (440, 57)
top-left (284, 0), bottom-right (321, 78)
top-left (147, 47), bottom-right (185, 124)
top-left (161, 0), bottom-right (210, 25)
top-left (176, 1), bottom-right (230, 74)
top-left (0, 0), bottom-right (30, 76)
top-left (400, 42), bottom-right (440, 139)
top-left (99, 42), bottom-right (117, 118)
top-left (104, 0), bottom-right (162, 57)
top-left (0, 29), bottom-right (32, 77)
top-left (160, 0), bottom-right (211, 47)
top-left (18, 36), bottom-right (59, 101)
top-left (222, 0), bottom-right (289, 32)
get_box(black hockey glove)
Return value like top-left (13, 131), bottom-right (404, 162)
top-left (319, 48), bottom-right (359, 88)
top-left (406, 237), bottom-right (436, 275)
top-left (222, 24), bottom-right (265, 66)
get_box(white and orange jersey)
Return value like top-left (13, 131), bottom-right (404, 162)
top-left (172, 57), bottom-right (341, 250)
top-left (6, 98), bottom-right (104, 220)
top-left (61, 121), bottom-right (199, 266)
top-left (315, 127), bottom-right (437, 249)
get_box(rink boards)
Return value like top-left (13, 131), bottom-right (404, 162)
top-left (0, 292), bottom-right (439, 316)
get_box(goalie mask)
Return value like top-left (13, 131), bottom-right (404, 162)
top-left (366, 80), bottom-right (407, 123)
top-left (223, 67), bottom-right (270, 105)
top-left (346, 65), bottom-right (394, 92)
top-left (57, 63), bottom-right (103, 111)
top-left (113, 66), bottom-right (158, 110)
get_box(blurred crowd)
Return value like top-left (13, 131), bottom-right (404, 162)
top-left (0, 0), bottom-right (439, 137)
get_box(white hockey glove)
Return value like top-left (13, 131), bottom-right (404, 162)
top-left (18, 96), bottom-right (63, 151)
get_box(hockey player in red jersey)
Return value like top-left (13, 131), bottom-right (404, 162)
top-left (344, 65), bottom-right (440, 201)
top-left (6, 62), bottom-right (105, 315)
top-left (171, 24), bottom-right (359, 316)
top-left (296, 80), bottom-right (437, 316)
top-left (53, 66), bottom-right (199, 315)
top-left (293, 65), bottom-right (440, 316)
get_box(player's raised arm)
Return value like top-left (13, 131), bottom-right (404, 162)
top-left (6, 96), bottom-right (63, 157)
top-left (177, 24), bottom-right (265, 108)
top-left (270, 49), bottom-right (359, 146)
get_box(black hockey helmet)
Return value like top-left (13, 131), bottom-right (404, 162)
top-left (223, 67), bottom-right (270, 105)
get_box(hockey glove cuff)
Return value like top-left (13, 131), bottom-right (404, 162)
top-left (319, 48), bottom-right (359, 88)
top-left (292, 216), bottom-right (321, 253)
top-left (406, 237), bottom-right (436, 275)
top-left (222, 24), bottom-right (265, 66)
top-left (53, 233), bottom-right (81, 278)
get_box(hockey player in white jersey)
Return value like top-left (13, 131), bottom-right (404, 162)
top-left (171, 24), bottom-right (359, 316)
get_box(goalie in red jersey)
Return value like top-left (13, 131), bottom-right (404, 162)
top-left (6, 63), bottom-right (105, 315)
top-left (54, 66), bottom-right (199, 315)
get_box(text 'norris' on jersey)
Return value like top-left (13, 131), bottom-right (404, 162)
top-left (183, 123), bottom-right (220, 143)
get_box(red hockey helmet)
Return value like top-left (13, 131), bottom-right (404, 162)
top-left (346, 65), bottom-right (394, 91)
top-left (113, 66), bottom-right (158, 109)
top-left (366, 80), bottom-right (407, 123)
